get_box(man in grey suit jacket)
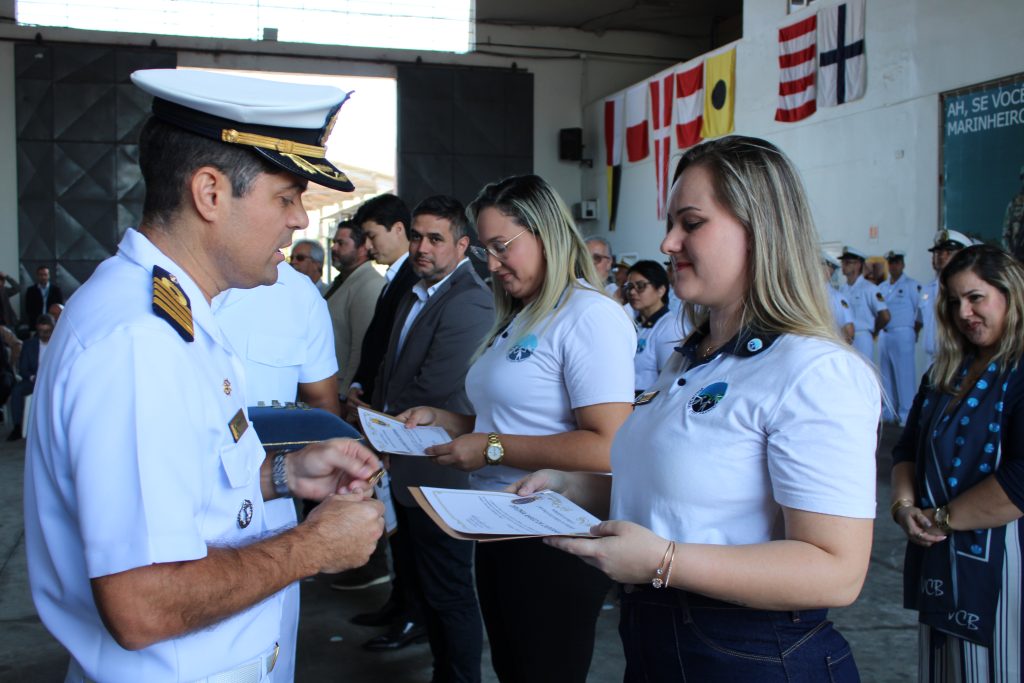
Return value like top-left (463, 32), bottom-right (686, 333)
top-left (370, 195), bottom-right (493, 681)
top-left (325, 220), bottom-right (385, 393)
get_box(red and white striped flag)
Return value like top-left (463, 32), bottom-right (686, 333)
top-left (775, 14), bottom-right (817, 122)
top-left (624, 83), bottom-right (649, 162)
top-left (674, 60), bottom-right (703, 148)
top-left (649, 67), bottom-right (675, 219)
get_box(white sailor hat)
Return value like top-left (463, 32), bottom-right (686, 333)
top-left (840, 245), bottom-right (867, 261)
top-left (820, 250), bottom-right (841, 269)
top-left (928, 229), bottom-right (970, 252)
top-left (884, 250), bottom-right (905, 261)
top-left (131, 69), bottom-right (354, 192)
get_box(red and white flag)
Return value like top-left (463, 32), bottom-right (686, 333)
top-left (604, 94), bottom-right (624, 229)
top-left (674, 61), bottom-right (704, 148)
top-left (624, 83), bottom-right (649, 162)
top-left (775, 14), bottom-right (817, 122)
top-left (649, 67), bottom-right (675, 219)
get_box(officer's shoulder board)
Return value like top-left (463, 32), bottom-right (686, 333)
top-left (841, 298), bottom-right (850, 308)
top-left (152, 266), bottom-right (194, 342)
top-left (875, 292), bottom-right (884, 302)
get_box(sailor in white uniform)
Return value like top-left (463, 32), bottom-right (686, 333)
top-left (22, 69), bottom-right (384, 683)
top-left (917, 229), bottom-right (969, 367)
top-left (838, 246), bottom-right (890, 364)
top-left (822, 251), bottom-right (854, 343)
top-left (877, 250), bottom-right (920, 424)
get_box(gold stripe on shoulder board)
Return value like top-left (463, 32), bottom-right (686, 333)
top-left (152, 266), bottom-right (194, 342)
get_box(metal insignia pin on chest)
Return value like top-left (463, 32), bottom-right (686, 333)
top-left (223, 379), bottom-right (232, 396)
top-left (237, 499), bottom-right (253, 528)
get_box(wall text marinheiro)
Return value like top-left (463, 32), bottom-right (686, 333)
top-left (946, 83), bottom-right (1024, 136)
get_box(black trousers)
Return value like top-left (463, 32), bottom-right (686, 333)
top-left (393, 503), bottom-right (482, 683)
top-left (475, 537), bottom-right (612, 683)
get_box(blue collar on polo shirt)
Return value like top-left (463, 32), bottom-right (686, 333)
top-left (676, 324), bottom-right (781, 367)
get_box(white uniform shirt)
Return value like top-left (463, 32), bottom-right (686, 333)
top-left (919, 278), bottom-right (940, 357)
top-left (827, 286), bottom-right (853, 332)
top-left (839, 275), bottom-right (888, 333)
top-left (212, 261), bottom-right (338, 530)
top-left (467, 285), bottom-right (635, 491)
top-left (24, 229), bottom-right (281, 682)
top-left (879, 274), bottom-right (921, 329)
top-left (611, 331), bottom-right (879, 545)
top-left (632, 306), bottom-right (685, 392)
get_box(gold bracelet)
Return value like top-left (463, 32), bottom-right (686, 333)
top-left (890, 498), bottom-right (913, 521)
top-left (662, 542), bottom-right (677, 589)
top-left (652, 540), bottom-right (674, 589)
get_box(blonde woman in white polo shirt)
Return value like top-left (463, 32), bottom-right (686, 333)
top-left (514, 137), bottom-right (881, 682)
top-left (397, 175), bottom-right (635, 683)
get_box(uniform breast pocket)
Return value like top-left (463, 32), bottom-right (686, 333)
top-left (210, 432), bottom-right (266, 539)
top-left (247, 335), bottom-right (306, 368)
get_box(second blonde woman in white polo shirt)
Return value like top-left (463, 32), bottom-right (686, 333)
top-left (398, 175), bottom-right (635, 683)
top-left (515, 136), bottom-right (881, 682)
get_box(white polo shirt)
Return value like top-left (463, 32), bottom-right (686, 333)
top-left (632, 306), bottom-right (686, 392)
top-left (840, 275), bottom-right (888, 333)
top-left (23, 229), bottom-right (282, 682)
top-left (611, 330), bottom-right (879, 545)
top-left (879, 274), bottom-right (921, 329)
top-left (467, 284), bottom-right (636, 491)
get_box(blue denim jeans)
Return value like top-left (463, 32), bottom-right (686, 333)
top-left (618, 585), bottom-right (859, 682)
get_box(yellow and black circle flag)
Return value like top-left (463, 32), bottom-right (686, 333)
top-left (701, 48), bottom-right (736, 139)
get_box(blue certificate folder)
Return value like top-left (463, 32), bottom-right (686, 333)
top-left (248, 405), bottom-right (360, 453)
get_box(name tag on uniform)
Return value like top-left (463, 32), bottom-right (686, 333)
top-left (633, 390), bottom-right (659, 406)
top-left (229, 409), bottom-right (249, 443)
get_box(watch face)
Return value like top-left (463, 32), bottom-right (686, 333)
top-left (486, 444), bottom-right (502, 462)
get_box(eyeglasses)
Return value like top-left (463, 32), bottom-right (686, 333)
top-left (290, 253), bottom-right (318, 264)
top-left (621, 281), bottom-right (652, 294)
top-left (591, 253), bottom-right (612, 264)
top-left (469, 228), bottom-right (530, 262)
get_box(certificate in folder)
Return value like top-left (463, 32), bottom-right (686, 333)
top-left (410, 486), bottom-right (601, 542)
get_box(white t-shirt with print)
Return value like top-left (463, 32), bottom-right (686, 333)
top-left (467, 285), bottom-right (636, 491)
top-left (611, 333), bottom-right (879, 546)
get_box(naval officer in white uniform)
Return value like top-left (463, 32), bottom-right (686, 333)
top-left (917, 229), bottom-right (969, 367)
top-left (22, 69), bottom-right (384, 683)
top-left (877, 250), bottom-right (920, 424)
top-left (822, 251), bottom-right (854, 343)
top-left (839, 246), bottom-right (890, 363)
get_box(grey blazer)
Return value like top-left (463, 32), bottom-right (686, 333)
top-left (372, 261), bottom-right (494, 507)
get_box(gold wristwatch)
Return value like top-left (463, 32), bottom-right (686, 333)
top-left (934, 505), bottom-right (953, 534)
top-left (484, 433), bottom-right (504, 466)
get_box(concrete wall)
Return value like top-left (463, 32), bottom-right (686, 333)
top-left (580, 0), bottom-right (1024, 291)
top-left (0, 19), bottom-right (696, 275)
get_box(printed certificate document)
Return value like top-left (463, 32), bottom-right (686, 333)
top-left (357, 406), bottom-right (450, 456)
top-left (411, 486), bottom-right (601, 541)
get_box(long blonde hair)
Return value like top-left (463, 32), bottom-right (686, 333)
top-left (467, 175), bottom-right (603, 352)
top-left (931, 244), bottom-right (1024, 393)
top-left (671, 136), bottom-right (843, 345)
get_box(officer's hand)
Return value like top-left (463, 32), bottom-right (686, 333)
top-left (546, 520), bottom-right (667, 585)
top-left (303, 493), bottom-right (385, 574)
top-left (394, 406), bottom-right (440, 429)
top-left (427, 432), bottom-right (487, 471)
top-left (287, 438), bottom-right (381, 500)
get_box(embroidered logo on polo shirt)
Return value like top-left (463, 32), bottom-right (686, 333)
top-left (507, 334), bottom-right (538, 362)
top-left (688, 382), bottom-right (728, 414)
top-left (636, 338), bottom-right (647, 354)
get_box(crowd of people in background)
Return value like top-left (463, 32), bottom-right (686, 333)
top-left (11, 67), bottom-right (1024, 683)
